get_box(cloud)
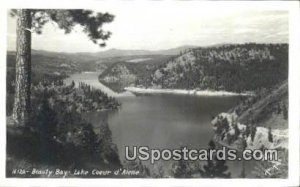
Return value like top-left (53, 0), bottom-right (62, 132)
top-left (7, 7), bottom-right (288, 52)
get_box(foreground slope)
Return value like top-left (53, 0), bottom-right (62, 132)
top-left (212, 80), bottom-right (288, 151)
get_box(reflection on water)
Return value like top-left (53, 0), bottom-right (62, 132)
top-left (67, 72), bottom-right (255, 177)
top-left (107, 95), bottom-right (240, 153)
top-left (85, 94), bottom-right (252, 177)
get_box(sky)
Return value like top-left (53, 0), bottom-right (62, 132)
top-left (6, 2), bottom-right (289, 53)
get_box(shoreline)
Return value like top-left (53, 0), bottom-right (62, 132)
top-left (124, 87), bottom-right (255, 97)
top-left (65, 72), bottom-right (135, 97)
top-left (66, 72), bottom-right (254, 97)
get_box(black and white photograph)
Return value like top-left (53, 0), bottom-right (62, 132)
top-left (1, 0), bottom-right (300, 186)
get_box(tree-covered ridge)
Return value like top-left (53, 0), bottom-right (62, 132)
top-left (7, 52), bottom-right (79, 85)
top-left (11, 9), bottom-right (114, 127)
top-left (32, 81), bottom-right (120, 113)
top-left (98, 55), bottom-right (170, 92)
top-left (210, 80), bottom-right (288, 178)
top-left (99, 62), bottom-right (137, 92)
top-left (149, 43), bottom-right (288, 92)
top-left (7, 79), bottom-right (120, 116)
top-left (7, 79), bottom-right (121, 177)
top-left (230, 80), bottom-right (288, 128)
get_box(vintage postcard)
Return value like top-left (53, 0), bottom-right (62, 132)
top-left (1, 0), bottom-right (300, 186)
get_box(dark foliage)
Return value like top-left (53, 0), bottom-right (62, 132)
top-left (268, 127), bottom-right (273, 143)
top-left (199, 140), bottom-right (231, 178)
top-left (171, 148), bottom-right (192, 178)
top-left (7, 84), bottom-right (121, 177)
top-left (98, 55), bottom-right (172, 92)
top-left (149, 43), bottom-right (288, 92)
top-left (11, 9), bottom-right (114, 47)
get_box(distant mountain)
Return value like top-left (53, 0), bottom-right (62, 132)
top-left (156, 45), bottom-right (198, 55)
top-left (8, 45), bottom-right (199, 80)
top-left (89, 49), bottom-right (155, 58)
top-left (10, 45), bottom-right (198, 60)
top-left (74, 45), bottom-right (198, 58)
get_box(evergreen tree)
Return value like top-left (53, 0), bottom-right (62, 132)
top-left (282, 103), bottom-right (288, 120)
top-left (239, 139), bottom-right (247, 178)
top-left (276, 103), bottom-right (281, 114)
top-left (35, 93), bottom-right (58, 138)
top-left (171, 146), bottom-right (192, 178)
top-left (222, 117), bottom-right (230, 132)
top-left (71, 80), bottom-right (75, 88)
top-left (250, 125), bottom-right (257, 142)
top-left (233, 124), bottom-right (240, 141)
top-left (171, 158), bottom-right (192, 178)
top-left (268, 127), bottom-right (273, 143)
top-left (11, 9), bottom-right (114, 126)
top-left (245, 125), bottom-right (251, 137)
top-left (152, 163), bottom-right (165, 178)
top-left (199, 140), bottom-right (231, 178)
top-left (123, 150), bottom-right (150, 177)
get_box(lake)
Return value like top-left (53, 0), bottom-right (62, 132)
top-left (65, 72), bottom-right (253, 177)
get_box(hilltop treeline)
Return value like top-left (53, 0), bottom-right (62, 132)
top-left (147, 43), bottom-right (288, 92)
top-left (98, 55), bottom-right (170, 92)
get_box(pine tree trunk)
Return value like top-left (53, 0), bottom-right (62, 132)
top-left (12, 9), bottom-right (32, 126)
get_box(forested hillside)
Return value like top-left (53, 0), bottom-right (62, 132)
top-left (7, 51), bottom-right (78, 85)
top-left (6, 52), bottom-right (122, 177)
top-left (98, 55), bottom-right (171, 92)
top-left (149, 43), bottom-right (288, 92)
top-left (210, 79), bottom-right (288, 178)
top-left (230, 80), bottom-right (288, 129)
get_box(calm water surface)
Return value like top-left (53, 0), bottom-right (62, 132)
top-left (66, 72), bottom-right (254, 177)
